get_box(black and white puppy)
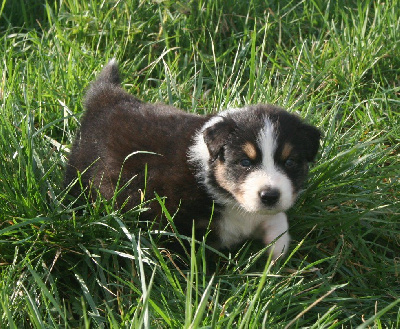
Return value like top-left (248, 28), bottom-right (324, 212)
top-left (65, 60), bottom-right (321, 259)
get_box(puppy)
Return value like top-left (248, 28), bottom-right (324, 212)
top-left (65, 59), bottom-right (321, 259)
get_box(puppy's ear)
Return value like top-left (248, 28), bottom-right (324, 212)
top-left (203, 118), bottom-right (236, 160)
top-left (302, 124), bottom-right (321, 162)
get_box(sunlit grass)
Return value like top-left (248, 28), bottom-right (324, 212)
top-left (0, 0), bottom-right (399, 327)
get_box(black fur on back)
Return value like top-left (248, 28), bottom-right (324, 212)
top-left (65, 60), bottom-right (213, 236)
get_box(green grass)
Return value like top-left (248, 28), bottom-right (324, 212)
top-left (1, 0), bottom-right (399, 327)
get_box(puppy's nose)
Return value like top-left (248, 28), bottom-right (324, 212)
top-left (259, 188), bottom-right (280, 206)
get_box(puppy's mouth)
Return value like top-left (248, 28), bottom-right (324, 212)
top-left (236, 199), bottom-right (286, 214)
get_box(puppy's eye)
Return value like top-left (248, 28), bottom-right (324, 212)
top-left (285, 158), bottom-right (297, 168)
top-left (240, 158), bottom-right (252, 167)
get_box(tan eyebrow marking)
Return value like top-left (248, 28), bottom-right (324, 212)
top-left (242, 142), bottom-right (257, 160)
top-left (281, 143), bottom-right (293, 160)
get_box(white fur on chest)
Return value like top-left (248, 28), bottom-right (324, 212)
top-left (217, 205), bottom-right (290, 259)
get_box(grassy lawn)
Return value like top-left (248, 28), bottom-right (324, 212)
top-left (1, 0), bottom-right (399, 327)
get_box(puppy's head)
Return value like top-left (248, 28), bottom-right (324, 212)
top-left (191, 105), bottom-right (321, 213)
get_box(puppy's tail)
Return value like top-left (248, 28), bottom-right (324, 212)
top-left (84, 59), bottom-right (137, 114)
top-left (95, 58), bottom-right (121, 86)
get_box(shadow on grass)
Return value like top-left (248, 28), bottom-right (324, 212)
top-left (1, 0), bottom-right (54, 30)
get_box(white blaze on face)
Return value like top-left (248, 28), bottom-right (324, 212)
top-left (240, 119), bottom-right (294, 213)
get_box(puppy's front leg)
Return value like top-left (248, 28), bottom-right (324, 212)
top-left (262, 212), bottom-right (290, 260)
